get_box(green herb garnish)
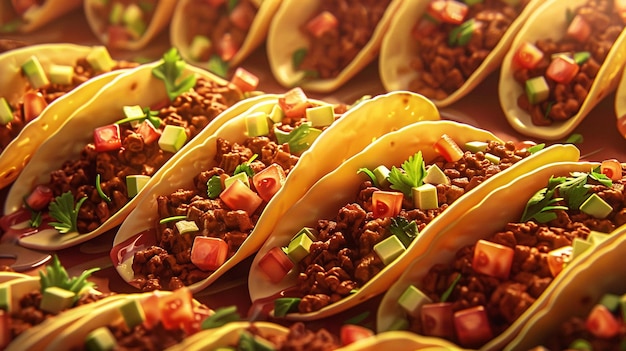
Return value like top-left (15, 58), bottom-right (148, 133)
top-left (234, 154), bottom-right (258, 177)
top-left (114, 107), bottom-right (161, 128)
top-left (207, 175), bottom-right (223, 199)
top-left (278, 123), bottom-right (321, 154)
top-left (227, 0), bottom-right (239, 12)
top-left (357, 168), bottom-right (379, 187)
top-left (274, 297), bottom-right (301, 317)
top-left (29, 211), bottom-right (42, 228)
top-left (95, 174), bottom-right (111, 203)
top-left (343, 311), bottom-right (370, 325)
top-left (48, 191), bottom-right (87, 234)
top-left (292, 48), bottom-right (308, 70)
top-left (207, 54), bottom-right (229, 78)
top-left (40, 255), bottom-right (99, 303)
top-left (201, 305), bottom-right (241, 330)
top-left (388, 151), bottom-right (426, 198)
top-left (527, 143), bottom-right (545, 154)
top-left (564, 133), bottom-right (584, 144)
top-left (389, 217), bottom-right (419, 248)
top-left (441, 273), bottom-right (461, 302)
top-left (520, 186), bottom-right (567, 223)
top-left (237, 331), bottom-right (275, 351)
top-left (590, 166), bottom-right (613, 187)
top-left (152, 48), bottom-right (197, 101)
top-left (159, 215), bottom-right (187, 224)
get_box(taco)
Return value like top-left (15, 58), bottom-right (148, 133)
top-left (84, 0), bottom-right (176, 50)
top-left (614, 59), bottom-right (626, 139)
top-left (247, 120), bottom-right (579, 322)
top-left (44, 286), bottom-right (214, 351)
top-left (0, 44), bottom-right (139, 190)
top-left (111, 91), bottom-right (440, 293)
top-left (499, 0), bottom-right (626, 140)
top-left (0, 0), bottom-right (81, 33)
top-left (1, 48), bottom-right (257, 252)
top-left (506, 227), bottom-right (626, 351)
top-left (267, 0), bottom-right (402, 93)
top-left (170, 0), bottom-right (282, 75)
top-left (0, 255), bottom-right (124, 351)
top-left (379, 0), bottom-right (543, 107)
top-left (376, 160), bottom-right (626, 349)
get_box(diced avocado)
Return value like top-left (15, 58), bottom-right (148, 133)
top-left (85, 327), bottom-right (117, 351)
top-left (398, 285), bottom-right (432, 317)
top-left (40, 286), bottom-right (75, 314)
top-left (568, 339), bottom-right (592, 351)
top-left (122, 105), bottom-right (145, 127)
top-left (588, 230), bottom-right (610, 245)
top-left (464, 141), bottom-right (488, 153)
top-left (274, 127), bottom-right (290, 145)
top-left (0, 286), bottom-right (10, 311)
top-left (292, 126), bottom-right (322, 154)
top-left (188, 35), bottom-right (212, 62)
top-left (571, 237), bottom-right (592, 259)
top-left (86, 46), bottom-right (115, 72)
top-left (158, 125), bottom-right (188, 153)
top-left (126, 175), bottom-right (150, 198)
top-left (485, 153), bottom-right (500, 164)
top-left (268, 104), bottom-right (285, 123)
top-left (175, 220), bottom-right (199, 235)
top-left (0, 97), bottom-right (14, 125)
top-left (423, 164), bottom-right (449, 185)
top-left (123, 3), bottom-right (146, 39)
top-left (305, 104), bottom-right (334, 127)
top-left (245, 111), bottom-right (270, 137)
top-left (574, 51), bottom-right (591, 65)
top-left (525, 76), bottom-right (550, 105)
top-left (224, 172), bottom-right (250, 189)
top-left (292, 227), bottom-right (318, 242)
top-left (373, 235), bottom-right (405, 265)
top-left (599, 293), bottom-right (621, 312)
top-left (119, 299), bottom-right (145, 329)
top-left (463, 0), bottom-right (483, 4)
top-left (579, 193), bottom-right (612, 219)
top-left (109, 2), bottom-right (124, 25)
top-left (286, 232), bottom-right (313, 263)
top-left (373, 165), bottom-right (391, 187)
top-left (412, 183), bottom-right (438, 210)
top-left (48, 64), bottom-right (74, 85)
top-left (22, 56), bottom-right (50, 89)
top-left (620, 294), bottom-right (626, 321)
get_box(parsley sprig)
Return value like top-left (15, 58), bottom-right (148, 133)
top-left (152, 48), bottom-right (197, 101)
top-left (234, 154), bottom-right (258, 177)
top-left (48, 191), bottom-right (87, 234)
top-left (389, 217), bottom-right (419, 248)
top-left (40, 255), bottom-right (99, 303)
top-left (388, 151), bottom-right (427, 198)
top-left (207, 175), bottom-right (223, 199)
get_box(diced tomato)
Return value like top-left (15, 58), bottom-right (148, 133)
top-left (601, 159), bottom-right (622, 180)
top-left (278, 87), bottom-right (309, 118)
top-left (93, 124), bottom-right (122, 152)
top-left (371, 191), bottom-right (403, 218)
top-left (420, 302), bottom-right (455, 339)
top-left (616, 0), bottom-right (626, 24)
top-left (546, 55), bottom-right (579, 84)
top-left (229, 1), bottom-right (255, 31)
top-left (305, 11), bottom-right (339, 38)
top-left (567, 15), bottom-right (591, 43)
top-left (136, 119), bottom-right (161, 145)
top-left (440, 0), bottom-right (468, 25)
top-left (106, 25), bottom-right (132, 48)
top-left (425, 0), bottom-right (448, 22)
top-left (190, 236), bottom-right (229, 271)
top-left (141, 292), bottom-right (164, 328)
top-left (25, 185), bottom-right (54, 211)
top-left (512, 41), bottom-right (544, 69)
top-left (339, 325), bottom-right (374, 346)
top-left (182, 306), bottom-right (212, 335)
top-left (252, 164), bottom-right (286, 202)
top-left (412, 16), bottom-right (439, 39)
top-left (220, 179), bottom-right (263, 214)
top-left (433, 134), bottom-right (463, 162)
top-left (230, 67), bottom-right (259, 92)
top-left (22, 91), bottom-right (48, 123)
top-left (258, 247), bottom-right (294, 283)
top-left (218, 33), bottom-right (239, 62)
top-left (158, 287), bottom-right (195, 330)
top-left (585, 304), bottom-right (621, 338)
top-left (0, 309), bottom-right (9, 349)
top-left (472, 240), bottom-right (514, 279)
top-left (11, 0), bottom-right (37, 15)
top-left (546, 246), bottom-right (572, 277)
top-left (454, 306), bottom-right (493, 348)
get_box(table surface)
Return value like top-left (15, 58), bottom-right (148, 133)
top-left (1, 5), bottom-right (626, 336)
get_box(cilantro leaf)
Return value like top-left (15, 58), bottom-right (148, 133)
top-left (292, 48), bottom-right (308, 70)
top-left (40, 255), bottom-right (99, 303)
top-left (590, 167), bottom-right (613, 187)
top-left (564, 133), bottom-right (584, 144)
top-left (234, 154), bottom-right (258, 177)
top-left (48, 191), bottom-right (87, 234)
top-left (29, 211), bottom-right (42, 228)
top-left (201, 305), bottom-right (240, 329)
top-left (277, 124), bottom-right (322, 154)
top-left (274, 297), bottom-right (301, 317)
top-left (207, 54), bottom-right (229, 78)
top-left (520, 187), bottom-right (568, 223)
top-left (207, 175), bottom-right (223, 199)
top-left (388, 151), bottom-right (426, 197)
top-left (558, 172), bottom-right (590, 209)
top-left (389, 217), bottom-right (419, 248)
top-left (152, 48), bottom-right (197, 101)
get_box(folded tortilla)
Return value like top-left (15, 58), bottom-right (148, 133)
top-left (0, 0), bottom-right (81, 33)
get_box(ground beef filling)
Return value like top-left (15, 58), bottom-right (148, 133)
top-left (514, 0), bottom-right (624, 125)
top-left (0, 58), bottom-right (139, 151)
top-left (243, 322), bottom-right (341, 351)
top-left (183, 0), bottom-right (258, 62)
top-left (542, 315), bottom-right (626, 351)
top-left (10, 289), bottom-right (112, 340)
top-left (408, 176), bottom-right (626, 345)
top-left (296, 0), bottom-right (391, 79)
top-left (409, 0), bottom-right (530, 101)
top-left (295, 141), bottom-right (531, 313)
top-left (43, 78), bottom-right (240, 234)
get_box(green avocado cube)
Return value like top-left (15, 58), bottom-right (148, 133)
top-left (463, 0), bottom-right (483, 4)
top-left (579, 193), bottom-right (612, 219)
top-left (158, 125), bottom-right (188, 153)
top-left (40, 286), bottom-right (75, 314)
top-left (175, 220), bottom-right (199, 235)
top-left (485, 152), bottom-right (500, 164)
top-left (599, 293), bottom-right (621, 312)
top-left (286, 232), bottom-right (313, 263)
top-left (86, 46), bottom-right (115, 72)
top-left (525, 76), bottom-right (550, 105)
top-left (373, 165), bottom-right (391, 187)
top-left (109, 2), bottom-right (124, 25)
top-left (0, 97), bottom-right (14, 125)
top-left (268, 104), bottom-right (285, 123)
top-left (85, 326), bottom-right (117, 351)
top-left (588, 230), bottom-right (610, 245)
top-left (0, 286), bottom-right (10, 311)
top-left (305, 104), bottom-right (334, 127)
top-left (245, 111), bottom-right (270, 137)
top-left (464, 141), bottom-right (488, 153)
top-left (22, 56), bottom-right (50, 89)
top-left (374, 235), bottom-right (405, 265)
top-left (126, 175), bottom-right (150, 198)
top-left (119, 298), bottom-right (145, 329)
top-left (574, 51), bottom-right (591, 65)
top-left (423, 164), bottom-right (449, 185)
top-left (293, 227), bottom-right (318, 241)
top-left (123, 3), bottom-right (146, 39)
top-left (292, 126), bottom-right (323, 155)
top-left (620, 294), bottom-right (626, 320)
top-left (224, 172), bottom-right (250, 189)
top-left (122, 105), bottom-right (145, 120)
top-left (398, 285), bottom-right (432, 317)
top-left (188, 35), bottom-right (212, 61)
top-left (412, 183), bottom-right (438, 210)
top-left (48, 64), bottom-right (74, 85)
top-left (388, 318), bottom-right (410, 331)
top-left (571, 237), bottom-right (592, 259)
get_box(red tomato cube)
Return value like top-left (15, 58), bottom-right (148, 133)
top-left (512, 41), bottom-right (544, 69)
top-left (258, 247), bottom-right (294, 283)
top-left (230, 67), bottom-right (259, 93)
top-left (136, 119), bottom-right (161, 145)
top-left (220, 179), bottom-right (263, 215)
top-left (433, 134), bottom-right (464, 162)
top-left (546, 55), bottom-right (579, 85)
top-left (11, 0), bottom-right (37, 15)
top-left (420, 302), bottom-right (455, 339)
top-left (567, 15), bottom-right (591, 43)
top-left (425, 0), bottom-right (448, 22)
top-left (340, 325), bottom-right (374, 346)
top-left (546, 246), bottom-right (572, 277)
top-left (454, 306), bottom-right (493, 348)
top-left (25, 185), bottom-right (53, 211)
top-left (305, 11), bottom-right (338, 38)
top-left (586, 304), bottom-right (621, 338)
top-left (601, 159), bottom-right (622, 180)
top-left (440, 0), bottom-right (468, 25)
top-left (218, 33), bottom-right (239, 62)
top-left (0, 309), bottom-right (10, 349)
top-left (278, 87), bottom-right (309, 118)
top-left (229, 1), bottom-right (255, 31)
top-left (157, 287), bottom-right (195, 330)
top-left (371, 191), bottom-right (403, 218)
top-left (93, 124), bottom-right (122, 152)
top-left (22, 91), bottom-right (48, 123)
top-left (182, 306), bottom-right (212, 335)
top-left (141, 291), bottom-right (164, 328)
top-left (412, 16), bottom-right (439, 39)
top-left (472, 239), bottom-right (514, 279)
top-left (252, 164), bottom-right (286, 202)
top-left (191, 236), bottom-right (229, 271)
